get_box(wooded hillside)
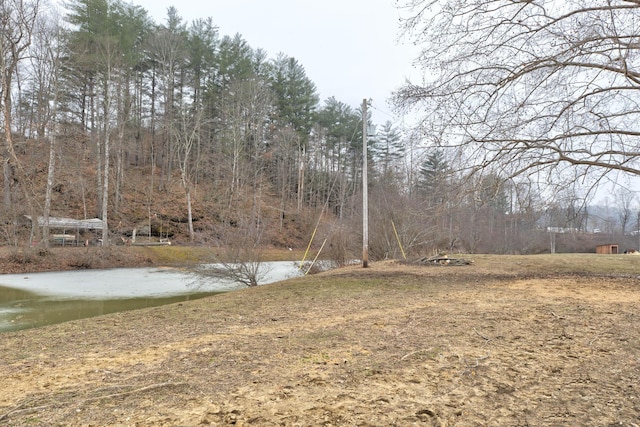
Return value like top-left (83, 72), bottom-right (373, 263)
top-left (2, 0), bottom-right (637, 257)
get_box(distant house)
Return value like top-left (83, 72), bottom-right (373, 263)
top-left (546, 227), bottom-right (579, 233)
top-left (596, 244), bottom-right (619, 254)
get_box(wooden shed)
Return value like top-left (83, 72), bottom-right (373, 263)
top-left (596, 244), bottom-right (619, 254)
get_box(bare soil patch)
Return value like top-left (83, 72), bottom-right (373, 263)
top-left (1, 255), bottom-right (639, 426)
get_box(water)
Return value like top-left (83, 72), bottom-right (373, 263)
top-left (0, 262), bottom-right (303, 332)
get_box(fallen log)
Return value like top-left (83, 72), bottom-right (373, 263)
top-left (413, 255), bottom-right (474, 266)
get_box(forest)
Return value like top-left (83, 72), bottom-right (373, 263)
top-left (2, 0), bottom-right (639, 258)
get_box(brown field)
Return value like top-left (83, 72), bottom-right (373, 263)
top-left (0, 252), bottom-right (639, 426)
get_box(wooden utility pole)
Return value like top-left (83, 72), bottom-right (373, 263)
top-left (362, 99), bottom-right (369, 268)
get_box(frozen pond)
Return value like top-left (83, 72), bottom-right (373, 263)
top-left (0, 262), bottom-right (303, 332)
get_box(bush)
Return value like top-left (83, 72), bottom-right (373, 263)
top-left (7, 248), bottom-right (37, 264)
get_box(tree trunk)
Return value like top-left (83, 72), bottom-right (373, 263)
top-left (185, 185), bottom-right (194, 242)
top-left (42, 128), bottom-right (57, 248)
top-left (101, 129), bottom-right (110, 245)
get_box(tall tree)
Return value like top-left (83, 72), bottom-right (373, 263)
top-left (396, 0), bottom-right (640, 191)
top-left (30, 7), bottom-right (64, 247)
top-left (371, 120), bottom-right (405, 184)
top-left (110, 2), bottom-right (151, 214)
top-left (269, 55), bottom-right (319, 210)
top-left (315, 97), bottom-right (362, 217)
top-left (66, 0), bottom-right (148, 243)
top-left (417, 149), bottom-right (450, 206)
top-left (64, 0), bottom-right (110, 192)
top-left (269, 54), bottom-right (319, 137)
top-left (203, 33), bottom-right (255, 181)
top-left (185, 17), bottom-right (218, 185)
top-left (1, 0), bottom-right (39, 217)
top-left (147, 6), bottom-right (187, 188)
top-left (186, 17), bottom-right (218, 108)
top-left (173, 105), bottom-right (205, 242)
top-left (615, 187), bottom-right (636, 234)
top-left (210, 33), bottom-right (254, 92)
top-left (270, 126), bottom-right (301, 220)
top-left (217, 76), bottom-right (273, 213)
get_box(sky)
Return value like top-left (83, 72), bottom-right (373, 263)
top-left (130, 0), bottom-right (421, 126)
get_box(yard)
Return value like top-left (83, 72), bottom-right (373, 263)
top-left (0, 253), bottom-right (639, 426)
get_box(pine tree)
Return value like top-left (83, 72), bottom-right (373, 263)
top-left (269, 54), bottom-right (319, 138)
top-left (418, 149), bottom-right (450, 206)
top-left (371, 120), bottom-right (404, 182)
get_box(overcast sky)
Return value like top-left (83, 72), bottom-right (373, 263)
top-left (130, 0), bottom-right (420, 125)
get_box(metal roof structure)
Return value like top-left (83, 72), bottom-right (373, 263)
top-left (25, 216), bottom-right (104, 230)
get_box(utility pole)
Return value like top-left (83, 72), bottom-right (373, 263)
top-left (362, 99), bottom-right (369, 268)
top-left (637, 211), bottom-right (640, 250)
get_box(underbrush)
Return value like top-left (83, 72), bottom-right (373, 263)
top-left (67, 248), bottom-right (101, 269)
top-left (5, 247), bottom-right (49, 265)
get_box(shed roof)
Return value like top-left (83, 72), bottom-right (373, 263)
top-left (25, 216), bottom-right (104, 230)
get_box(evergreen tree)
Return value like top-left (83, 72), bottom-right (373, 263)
top-left (269, 54), bottom-right (319, 138)
top-left (65, 0), bottom-right (148, 237)
top-left (477, 174), bottom-right (508, 213)
top-left (186, 18), bottom-right (218, 108)
top-left (313, 97), bottom-right (362, 217)
top-left (211, 33), bottom-right (254, 91)
top-left (371, 120), bottom-right (404, 182)
top-left (418, 149), bottom-right (450, 206)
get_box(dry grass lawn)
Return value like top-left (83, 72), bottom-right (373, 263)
top-left (0, 253), bottom-right (639, 426)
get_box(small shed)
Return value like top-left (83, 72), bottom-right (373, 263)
top-left (596, 244), bottom-right (619, 254)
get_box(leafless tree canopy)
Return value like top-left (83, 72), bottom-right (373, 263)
top-left (395, 0), bottom-right (640, 187)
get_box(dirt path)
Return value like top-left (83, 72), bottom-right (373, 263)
top-left (1, 259), bottom-right (639, 426)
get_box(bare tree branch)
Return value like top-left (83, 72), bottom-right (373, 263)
top-left (396, 0), bottom-right (640, 190)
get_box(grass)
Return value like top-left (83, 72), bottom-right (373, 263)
top-left (2, 251), bottom-right (639, 425)
top-left (468, 253), bottom-right (640, 276)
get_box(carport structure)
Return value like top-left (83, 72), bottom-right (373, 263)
top-left (25, 216), bottom-right (104, 246)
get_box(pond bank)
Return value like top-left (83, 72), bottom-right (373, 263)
top-left (0, 261), bottom-right (304, 332)
top-left (0, 245), bottom-right (304, 275)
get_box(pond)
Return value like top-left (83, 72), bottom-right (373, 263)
top-left (0, 262), bottom-right (303, 332)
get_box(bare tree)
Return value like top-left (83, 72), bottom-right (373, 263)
top-left (396, 0), bottom-right (640, 190)
top-left (31, 8), bottom-right (64, 247)
top-left (193, 219), bottom-right (270, 287)
top-left (147, 8), bottom-right (187, 190)
top-left (217, 77), bottom-right (273, 216)
top-left (173, 105), bottom-right (204, 242)
top-left (615, 187), bottom-right (636, 234)
top-left (1, 0), bottom-right (39, 217)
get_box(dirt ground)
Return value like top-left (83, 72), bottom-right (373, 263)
top-left (0, 253), bottom-right (639, 426)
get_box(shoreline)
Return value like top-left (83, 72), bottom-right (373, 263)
top-left (0, 246), bottom-right (162, 275)
top-left (0, 245), bottom-right (303, 275)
